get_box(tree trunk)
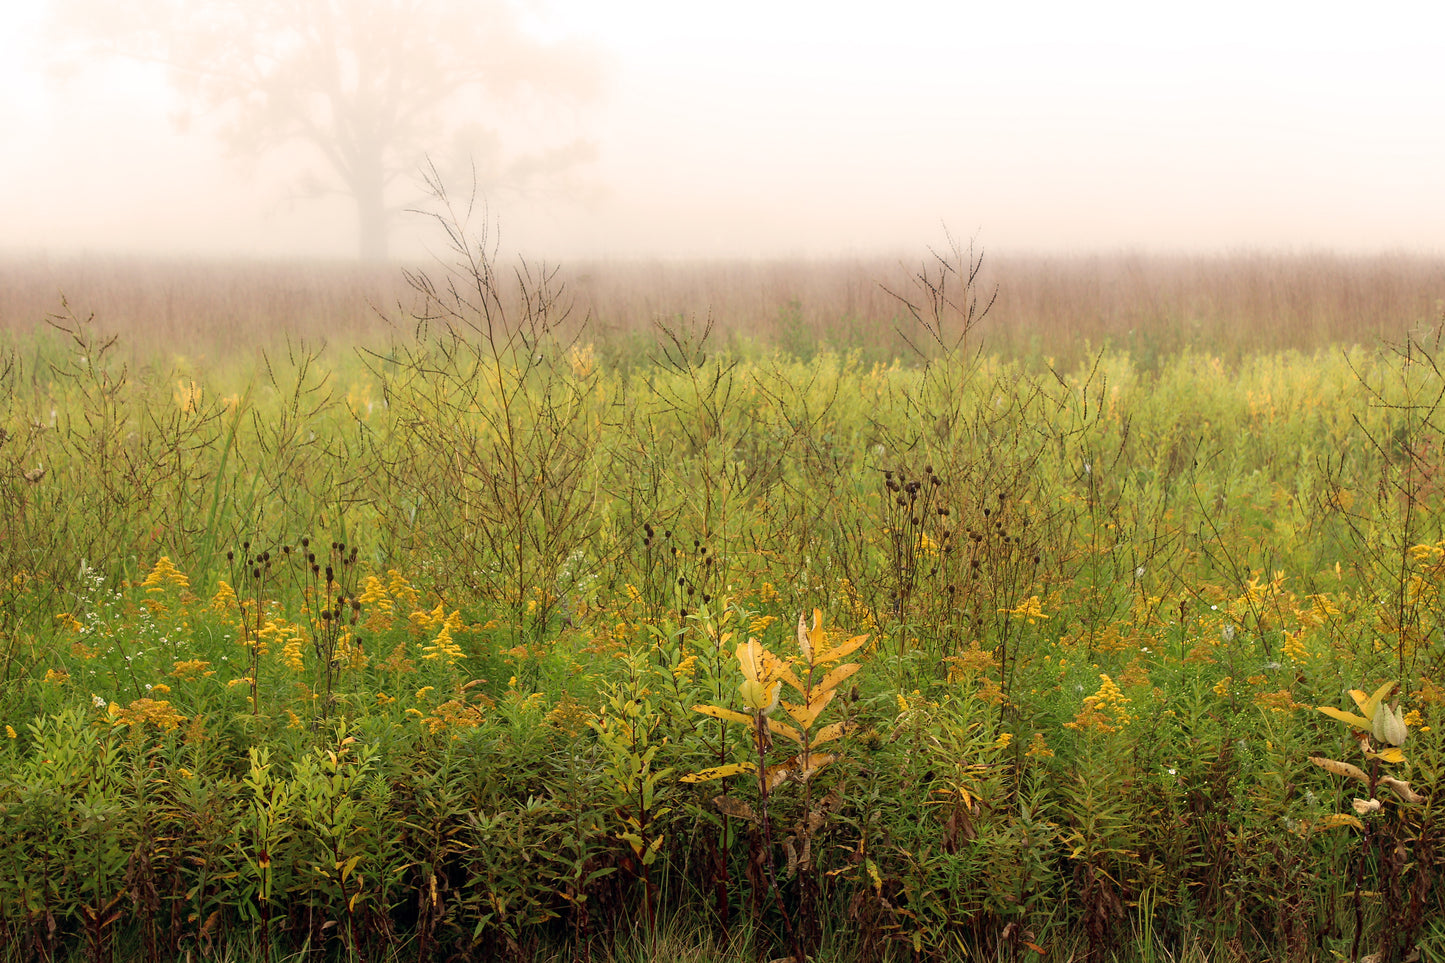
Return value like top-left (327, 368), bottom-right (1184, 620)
top-left (353, 160), bottom-right (389, 262)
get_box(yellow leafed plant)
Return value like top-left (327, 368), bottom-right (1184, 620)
top-left (1309, 679), bottom-right (1422, 825)
top-left (683, 608), bottom-right (866, 794)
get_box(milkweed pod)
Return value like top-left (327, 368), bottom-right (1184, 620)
top-left (1373, 702), bottom-right (1408, 747)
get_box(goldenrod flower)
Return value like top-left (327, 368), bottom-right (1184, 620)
top-left (1000, 596), bottom-right (1048, 624)
top-left (421, 624), bottom-right (465, 665)
top-left (111, 698), bottom-right (187, 731)
top-left (1025, 732), bottom-right (1054, 759)
top-left (142, 557), bottom-right (190, 592)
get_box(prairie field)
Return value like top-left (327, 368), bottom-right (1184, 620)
top-left (4, 241), bottom-right (1445, 963)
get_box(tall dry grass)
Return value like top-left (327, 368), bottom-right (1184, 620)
top-left (4, 251), bottom-right (1444, 364)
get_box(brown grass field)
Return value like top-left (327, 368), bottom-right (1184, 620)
top-left (3, 251), bottom-right (1443, 362)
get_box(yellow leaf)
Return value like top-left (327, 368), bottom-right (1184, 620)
top-left (739, 678), bottom-right (781, 713)
top-left (765, 755), bottom-right (801, 791)
top-left (1316, 813), bottom-right (1365, 831)
top-left (815, 633), bottom-right (870, 666)
top-left (776, 663), bottom-right (805, 695)
top-left (1309, 756), bottom-right (1369, 783)
top-left (693, 704), bottom-right (755, 727)
top-left (1366, 746), bottom-right (1407, 765)
top-left (767, 717), bottom-right (803, 744)
top-left (1350, 680), bottom-right (1397, 722)
top-left (680, 763), bottom-right (756, 784)
top-left (866, 858), bottom-right (882, 893)
top-left (816, 662), bottom-right (861, 695)
top-left (797, 752), bottom-right (838, 781)
top-left (783, 689), bottom-right (837, 729)
top-left (796, 611), bottom-right (816, 663)
top-left (811, 720), bottom-right (855, 747)
top-left (736, 640), bottom-right (764, 685)
top-left (1318, 706), bottom-right (1373, 731)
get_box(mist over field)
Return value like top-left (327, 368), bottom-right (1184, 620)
top-left (15, 8), bottom-right (1445, 963)
top-left (2, 0), bottom-right (1445, 262)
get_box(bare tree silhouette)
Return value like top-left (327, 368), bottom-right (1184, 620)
top-left (52, 0), bottom-right (603, 260)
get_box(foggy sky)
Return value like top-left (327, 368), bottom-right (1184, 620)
top-left (3, 0), bottom-right (1445, 260)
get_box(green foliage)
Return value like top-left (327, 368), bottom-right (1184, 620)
top-left (11, 240), bottom-right (1445, 961)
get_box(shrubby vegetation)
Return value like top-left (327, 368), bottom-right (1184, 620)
top-left (3, 236), bottom-right (1445, 962)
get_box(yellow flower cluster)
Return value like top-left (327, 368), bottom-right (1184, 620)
top-left (1282, 628), bottom-right (1309, 664)
top-left (419, 698), bottom-right (487, 735)
top-left (259, 617), bottom-right (305, 670)
top-left (1065, 674), bottom-right (1132, 733)
top-left (112, 698), bottom-right (188, 731)
top-left (1000, 595), bottom-right (1048, 624)
top-left (142, 557), bottom-right (190, 592)
top-left (422, 624), bottom-right (465, 666)
top-left (546, 696), bottom-right (594, 737)
top-left (210, 581), bottom-right (237, 615)
top-left (175, 379), bottom-right (202, 413)
top-left (1025, 732), bottom-right (1054, 758)
top-left (1254, 688), bottom-right (1303, 714)
top-left (410, 602), bottom-right (463, 634)
top-left (171, 659), bottom-right (213, 679)
top-left (944, 641), bottom-right (998, 685)
top-left (357, 573), bottom-right (415, 632)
